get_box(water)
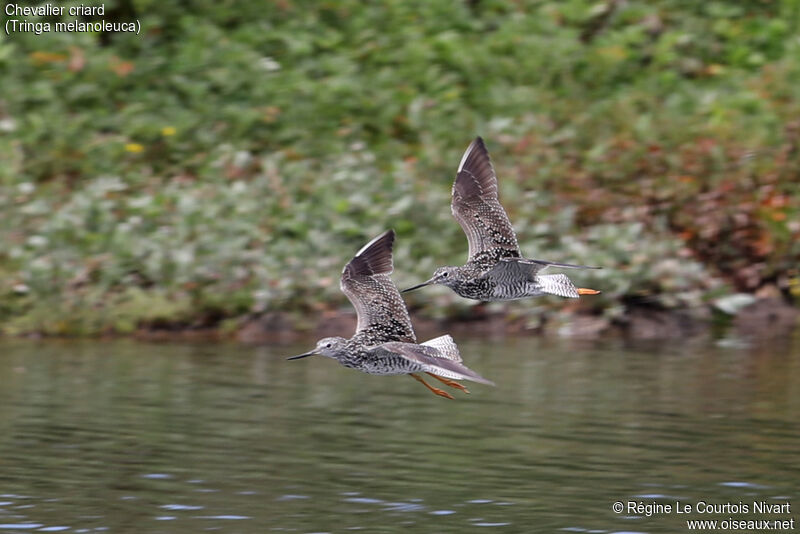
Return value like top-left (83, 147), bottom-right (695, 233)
top-left (0, 336), bottom-right (798, 533)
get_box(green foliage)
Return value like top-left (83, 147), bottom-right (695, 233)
top-left (1, 0), bottom-right (799, 335)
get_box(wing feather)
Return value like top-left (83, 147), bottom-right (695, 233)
top-left (451, 137), bottom-right (520, 262)
top-left (378, 341), bottom-right (495, 386)
top-left (501, 257), bottom-right (600, 270)
top-left (420, 334), bottom-right (461, 361)
top-left (340, 230), bottom-right (416, 344)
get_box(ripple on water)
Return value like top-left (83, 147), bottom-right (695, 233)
top-left (160, 504), bottom-right (204, 511)
top-left (195, 515), bottom-right (250, 520)
top-left (341, 495), bottom-right (426, 513)
top-left (561, 529), bottom-right (616, 533)
top-left (632, 493), bottom-right (688, 501)
top-left (383, 502), bottom-right (424, 512)
top-left (720, 481), bottom-right (769, 490)
top-left (343, 497), bottom-right (382, 504)
top-left (276, 494), bottom-right (309, 501)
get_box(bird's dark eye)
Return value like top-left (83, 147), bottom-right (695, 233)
top-left (325, 343), bottom-right (331, 348)
top-left (442, 272), bottom-right (448, 277)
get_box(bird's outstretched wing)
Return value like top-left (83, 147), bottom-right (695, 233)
top-left (451, 137), bottom-right (521, 263)
top-left (377, 338), bottom-right (495, 385)
top-left (340, 230), bottom-right (416, 345)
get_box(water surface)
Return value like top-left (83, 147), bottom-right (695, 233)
top-left (0, 336), bottom-right (798, 533)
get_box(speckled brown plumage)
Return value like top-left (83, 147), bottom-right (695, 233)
top-left (288, 230), bottom-right (494, 398)
top-left (340, 230), bottom-right (416, 346)
top-left (403, 137), bottom-right (601, 301)
top-left (452, 136), bottom-right (521, 268)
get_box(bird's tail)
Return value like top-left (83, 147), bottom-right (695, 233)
top-left (538, 273), bottom-right (581, 298)
top-left (428, 359), bottom-right (495, 386)
top-left (421, 335), bottom-right (495, 386)
top-left (421, 335), bottom-right (461, 362)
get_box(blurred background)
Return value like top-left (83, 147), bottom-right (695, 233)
top-left (2, 4), bottom-right (800, 533)
top-left (2, 0), bottom-right (799, 338)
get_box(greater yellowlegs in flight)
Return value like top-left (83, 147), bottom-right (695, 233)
top-left (288, 230), bottom-right (494, 399)
top-left (403, 137), bottom-right (601, 301)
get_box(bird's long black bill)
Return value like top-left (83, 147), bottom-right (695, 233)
top-left (401, 281), bottom-right (431, 293)
top-left (287, 351), bottom-right (315, 360)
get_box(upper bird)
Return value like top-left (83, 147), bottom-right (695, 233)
top-left (403, 137), bottom-right (601, 301)
top-left (288, 229), bottom-right (493, 399)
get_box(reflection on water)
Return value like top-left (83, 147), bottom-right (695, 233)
top-left (0, 336), bottom-right (798, 533)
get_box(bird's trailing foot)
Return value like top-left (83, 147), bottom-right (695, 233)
top-left (577, 288), bottom-right (601, 295)
top-left (426, 372), bottom-right (470, 394)
top-left (410, 373), bottom-right (455, 400)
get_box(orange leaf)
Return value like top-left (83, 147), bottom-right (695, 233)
top-left (69, 47), bottom-right (85, 72)
top-left (30, 51), bottom-right (67, 64)
top-left (770, 211), bottom-right (787, 222)
top-left (110, 59), bottom-right (134, 77)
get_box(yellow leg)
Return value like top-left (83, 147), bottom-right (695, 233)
top-left (577, 288), bottom-right (601, 295)
top-left (410, 373), bottom-right (454, 400)
top-left (426, 372), bottom-right (469, 394)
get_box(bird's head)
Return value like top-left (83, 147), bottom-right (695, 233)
top-left (287, 337), bottom-right (348, 361)
top-left (402, 266), bottom-right (461, 293)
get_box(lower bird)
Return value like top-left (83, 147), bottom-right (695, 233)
top-left (288, 230), bottom-right (493, 399)
top-left (403, 137), bottom-right (601, 301)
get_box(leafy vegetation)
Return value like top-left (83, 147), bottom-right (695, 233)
top-left (2, 0), bottom-right (799, 335)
